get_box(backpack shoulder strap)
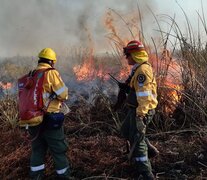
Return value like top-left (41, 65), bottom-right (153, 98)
top-left (28, 67), bottom-right (55, 77)
top-left (28, 70), bottom-right (36, 77)
top-left (125, 62), bottom-right (149, 84)
top-left (43, 67), bottom-right (55, 72)
top-left (37, 67), bottom-right (55, 73)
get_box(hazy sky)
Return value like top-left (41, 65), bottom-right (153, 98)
top-left (0, 0), bottom-right (206, 57)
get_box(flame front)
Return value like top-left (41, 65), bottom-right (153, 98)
top-left (73, 49), bottom-right (108, 81)
top-left (73, 59), bottom-right (95, 81)
top-left (151, 49), bottom-right (182, 114)
top-left (72, 48), bottom-right (182, 115)
top-left (0, 82), bottom-right (12, 90)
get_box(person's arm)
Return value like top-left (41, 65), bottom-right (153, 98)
top-left (47, 70), bottom-right (68, 101)
top-left (134, 65), bottom-right (157, 116)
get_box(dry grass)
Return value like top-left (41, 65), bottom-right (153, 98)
top-left (0, 95), bottom-right (18, 129)
top-left (0, 93), bottom-right (207, 179)
top-left (1, 4), bottom-right (207, 179)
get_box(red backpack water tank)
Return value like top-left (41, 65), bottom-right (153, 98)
top-left (18, 68), bottom-right (53, 127)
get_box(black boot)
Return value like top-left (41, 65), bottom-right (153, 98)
top-left (133, 172), bottom-right (155, 180)
top-left (30, 170), bottom-right (45, 180)
top-left (30, 174), bottom-right (45, 180)
top-left (142, 172), bottom-right (155, 180)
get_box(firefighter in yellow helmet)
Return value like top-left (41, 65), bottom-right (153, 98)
top-left (120, 40), bottom-right (158, 179)
top-left (29, 48), bottom-right (70, 179)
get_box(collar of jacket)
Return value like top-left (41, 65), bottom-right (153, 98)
top-left (36, 63), bottom-right (53, 70)
top-left (130, 63), bottom-right (144, 75)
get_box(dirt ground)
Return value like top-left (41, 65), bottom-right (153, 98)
top-left (1, 105), bottom-right (207, 180)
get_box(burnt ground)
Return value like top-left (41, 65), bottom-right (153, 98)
top-left (1, 104), bottom-right (207, 180)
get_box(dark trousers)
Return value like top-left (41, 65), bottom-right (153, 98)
top-left (29, 125), bottom-right (70, 178)
top-left (120, 107), bottom-right (154, 174)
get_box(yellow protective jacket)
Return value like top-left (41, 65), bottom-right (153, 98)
top-left (129, 61), bottom-right (158, 116)
top-left (36, 63), bottom-right (68, 113)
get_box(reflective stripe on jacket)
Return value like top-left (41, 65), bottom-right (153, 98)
top-left (36, 63), bottom-right (68, 112)
top-left (129, 61), bottom-right (158, 116)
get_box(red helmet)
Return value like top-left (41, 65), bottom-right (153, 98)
top-left (123, 40), bottom-right (145, 56)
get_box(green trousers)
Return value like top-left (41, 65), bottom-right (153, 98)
top-left (120, 107), bottom-right (154, 175)
top-left (29, 125), bottom-right (70, 179)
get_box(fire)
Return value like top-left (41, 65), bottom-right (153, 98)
top-left (151, 49), bottom-right (182, 114)
top-left (117, 63), bottom-right (131, 80)
top-left (72, 47), bottom-right (131, 82)
top-left (0, 82), bottom-right (13, 90)
top-left (72, 8), bottom-right (182, 115)
top-left (73, 49), bottom-right (108, 81)
top-left (72, 39), bottom-right (182, 115)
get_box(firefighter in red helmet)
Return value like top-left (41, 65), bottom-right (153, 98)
top-left (120, 40), bottom-right (158, 179)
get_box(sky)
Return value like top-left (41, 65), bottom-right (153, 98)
top-left (0, 0), bottom-right (206, 57)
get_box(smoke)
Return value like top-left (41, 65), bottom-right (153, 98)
top-left (0, 0), bottom-right (204, 57)
top-left (0, 0), bottom-right (205, 104)
top-left (0, 0), bottom-right (156, 57)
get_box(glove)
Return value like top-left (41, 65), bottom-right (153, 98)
top-left (118, 82), bottom-right (130, 93)
top-left (136, 116), bottom-right (146, 134)
top-left (49, 92), bottom-right (57, 100)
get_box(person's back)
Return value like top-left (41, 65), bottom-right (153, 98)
top-left (28, 48), bottom-right (70, 180)
top-left (36, 62), bottom-right (68, 112)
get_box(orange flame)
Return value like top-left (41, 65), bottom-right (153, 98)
top-left (151, 49), bottom-right (182, 114)
top-left (72, 48), bottom-right (182, 115)
top-left (117, 61), bottom-right (131, 80)
top-left (73, 49), bottom-right (108, 81)
top-left (0, 82), bottom-right (13, 90)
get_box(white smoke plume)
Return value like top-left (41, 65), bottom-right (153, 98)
top-left (0, 0), bottom-right (188, 57)
top-left (0, 0), bottom-right (204, 58)
top-left (0, 0), bottom-right (205, 104)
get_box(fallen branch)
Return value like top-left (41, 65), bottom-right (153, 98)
top-left (82, 176), bottom-right (127, 180)
top-left (147, 128), bottom-right (204, 137)
top-left (198, 161), bottom-right (207, 168)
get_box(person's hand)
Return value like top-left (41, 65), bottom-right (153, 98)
top-left (136, 116), bottom-right (146, 134)
top-left (118, 82), bottom-right (130, 93)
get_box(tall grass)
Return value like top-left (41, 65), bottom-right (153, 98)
top-left (105, 3), bottom-right (207, 132)
top-left (0, 4), bottom-right (207, 132)
top-left (162, 7), bottom-right (207, 128)
top-left (0, 94), bottom-right (18, 129)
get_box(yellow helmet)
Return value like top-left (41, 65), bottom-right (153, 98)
top-left (38, 48), bottom-right (57, 63)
